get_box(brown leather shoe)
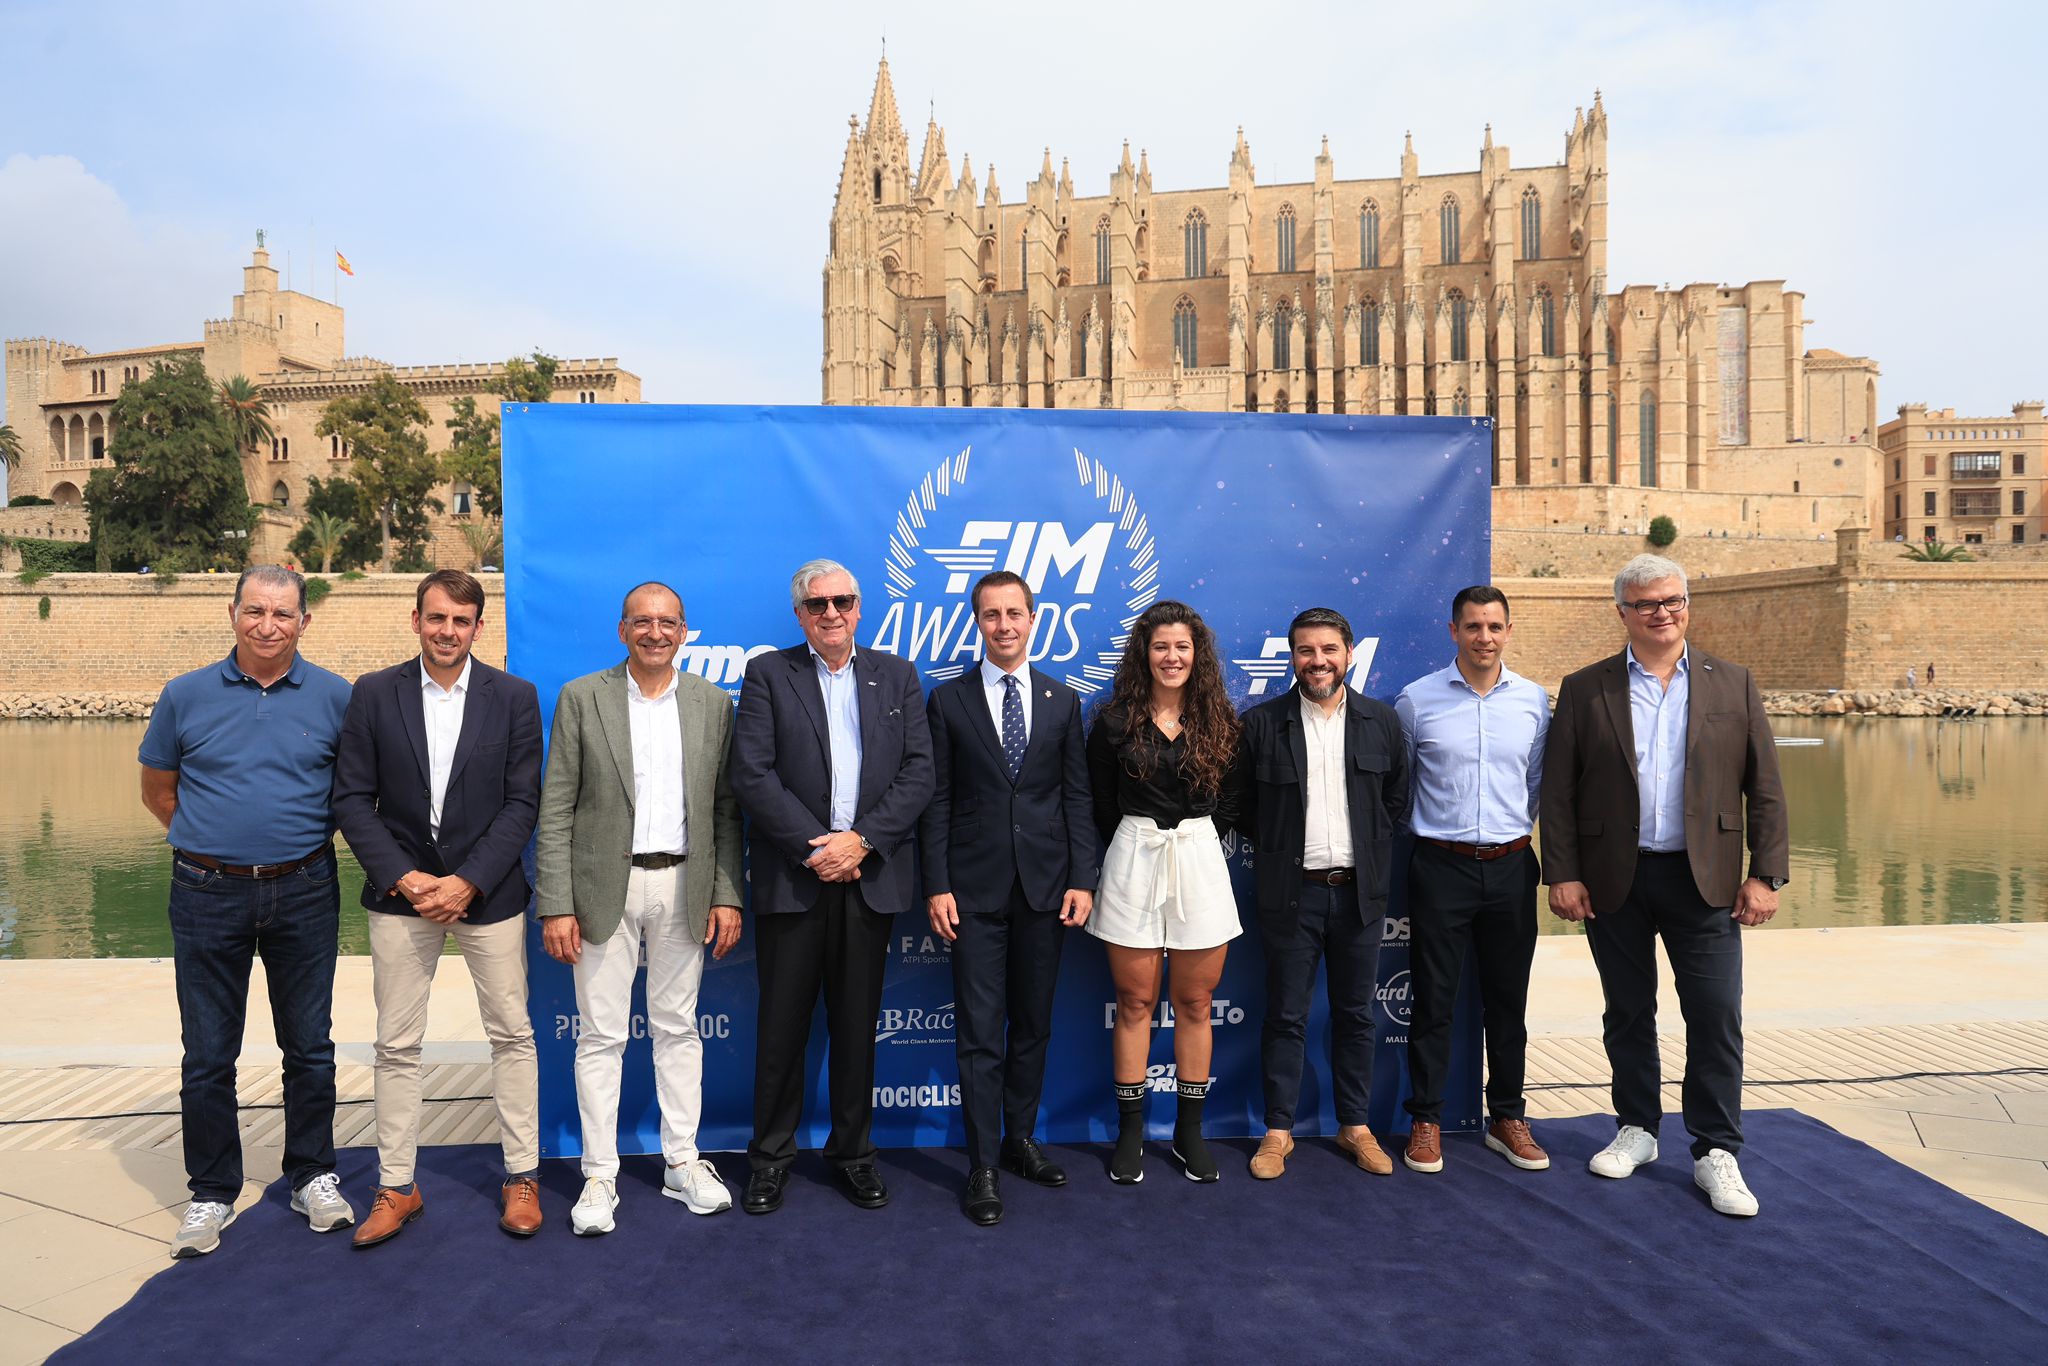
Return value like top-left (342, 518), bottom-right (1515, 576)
top-left (1404, 1120), bottom-right (1444, 1173)
top-left (351, 1185), bottom-right (423, 1249)
top-left (1336, 1125), bottom-right (1394, 1175)
top-left (1486, 1118), bottom-right (1551, 1170)
top-left (499, 1176), bottom-right (544, 1237)
top-left (1249, 1132), bottom-right (1295, 1180)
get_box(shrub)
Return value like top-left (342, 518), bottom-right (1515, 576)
top-left (14, 537), bottom-right (96, 573)
top-left (17, 568), bottom-right (49, 586)
top-left (1647, 515), bottom-right (1678, 548)
top-left (38, 595), bottom-right (51, 620)
top-left (7, 494), bottom-right (56, 507)
top-left (304, 575), bottom-right (333, 609)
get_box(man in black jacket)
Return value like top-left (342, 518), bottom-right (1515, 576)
top-left (1235, 607), bottom-right (1410, 1179)
top-left (920, 571), bottom-right (1098, 1226)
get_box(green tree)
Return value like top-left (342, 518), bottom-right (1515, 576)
top-left (493, 350), bottom-right (559, 405)
top-left (441, 351), bottom-right (559, 521)
top-left (1901, 539), bottom-right (1972, 562)
top-left (285, 476), bottom-right (380, 571)
top-left (216, 375), bottom-right (275, 457)
top-left (317, 375), bottom-right (441, 569)
top-left (458, 516), bottom-right (504, 571)
top-left (301, 511), bottom-right (354, 573)
top-left (1646, 515), bottom-right (1678, 548)
top-left (85, 356), bottom-right (254, 572)
top-left (0, 423), bottom-right (23, 477)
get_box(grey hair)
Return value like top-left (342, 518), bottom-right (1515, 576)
top-left (789, 558), bottom-right (861, 607)
top-left (1613, 554), bottom-right (1688, 604)
top-left (233, 564), bottom-right (306, 615)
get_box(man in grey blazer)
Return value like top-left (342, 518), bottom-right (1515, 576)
top-left (536, 582), bottom-right (745, 1236)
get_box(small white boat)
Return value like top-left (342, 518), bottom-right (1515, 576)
top-left (1774, 737), bottom-right (1825, 747)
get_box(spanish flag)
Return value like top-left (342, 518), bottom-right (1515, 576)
top-left (335, 250), bottom-right (354, 277)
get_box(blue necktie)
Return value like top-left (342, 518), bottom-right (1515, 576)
top-left (1000, 674), bottom-right (1026, 781)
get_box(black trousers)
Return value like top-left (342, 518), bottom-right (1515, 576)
top-left (749, 882), bottom-right (894, 1171)
top-left (951, 879), bottom-right (1067, 1171)
top-left (1585, 850), bottom-right (1745, 1159)
top-left (1403, 842), bottom-right (1539, 1125)
top-left (1260, 880), bottom-right (1381, 1130)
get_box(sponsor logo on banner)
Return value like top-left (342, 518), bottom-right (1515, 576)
top-left (675, 630), bottom-right (779, 697)
top-left (1102, 999), bottom-right (1248, 1029)
top-left (1144, 1062), bottom-right (1181, 1094)
top-left (551, 1012), bottom-right (734, 1041)
top-left (1383, 915), bottom-right (1410, 943)
top-left (1375, 969), bottom-right (1412, 1029)
top-left (865, 445), bottom-right (1161, 696)
top-left (872, 1083), bottom-right (962, 1109)
top-left (874, 1001), bottom-right (958, 1046)
top-left (896, 932), bottom-right (953, 966)
top-left (1230, 635), bottom-right (1383, 696)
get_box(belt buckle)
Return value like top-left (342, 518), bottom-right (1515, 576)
top-left (249, 861), bottom-right (278, 878)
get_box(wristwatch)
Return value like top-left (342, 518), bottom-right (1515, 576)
top-left (855, 832), bottom-right (874, 852)
top-left (1760, 875), bottom-right (1787, 891)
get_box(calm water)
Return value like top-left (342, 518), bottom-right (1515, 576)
top-left (0, 718), bottom-right (2041, 959)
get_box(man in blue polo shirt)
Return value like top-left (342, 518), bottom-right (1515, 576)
top-left (139, 564), bottom-right (357, 1258)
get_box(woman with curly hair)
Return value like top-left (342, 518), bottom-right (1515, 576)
top-left (1085, 600), bottom-right (1244, 1184)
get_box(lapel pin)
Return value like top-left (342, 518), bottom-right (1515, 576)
top-left (1043, 689), bottom-right (1052, 698)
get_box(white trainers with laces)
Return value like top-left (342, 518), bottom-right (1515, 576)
top-left (290, 1172), bottom-right (355, 1232)
top-left (170, 1200), bottom-right (235, 1258)
top-left (664, 1158), bottom-right (733, 1215)
top-left (1694, 1148), bottom-right (1760, 1217)
top-left (1587, 1125), bottom-right (1659, 1179)
top-left (572, 1177), bottom-right (619, 1235)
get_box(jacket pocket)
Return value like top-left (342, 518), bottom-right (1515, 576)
top-left (950, 822), bottom-right (983, 845)
top-left (1718, 812), bottom-right (1741, 831)
top-left (1255, 763), bottom-right (1292, 786)
top-left (1353, 750), bottom-right (1391, 773)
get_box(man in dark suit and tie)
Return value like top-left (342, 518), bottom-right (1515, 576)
top-left (731, 558), bottom-right (935, 1214)
top-left (920, 571), bottom-right (1098, 1226)
top-left (331, 570), bottom-right (545, 1245)
top-left (1542, 554), bottom-right (1789, 1217)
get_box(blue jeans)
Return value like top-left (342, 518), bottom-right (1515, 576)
top-left (168, 848), bottom-right (341, 1201)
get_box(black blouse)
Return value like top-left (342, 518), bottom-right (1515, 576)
top-left (1085, 709), bottom-right (1244, 846)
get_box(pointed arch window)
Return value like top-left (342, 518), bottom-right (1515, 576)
top-left (1276, 204), bottom-right (1297, 273)
top-left (1451, 387), bottom-right (1469, 417)
top-left (1639, 390), bottom-right (1659, 486)
top-left (1275, 310), bottom-right (1293, 369)
top-left (1183, 209), bottom-right (1208, 279)
top-left (1173, 296), bottom-right (1199, 368)
top-left (1439, 195), bottom-right (1461, 263)
top-left (1095, 217), bottom-right (1112, 285)
top-left (1359, 201), bottom-right (1380, 269)
top-left (1538, 287), bottom-right (1557, 358)
top-left (1520, 187), bottom-right (1540, 260)
top-left (1449, 290), bottom-right (1469, 363)
top-left (1362, 298), bottom-right (1381, 366)
top-left (271, 481), bottom-right (290, 508)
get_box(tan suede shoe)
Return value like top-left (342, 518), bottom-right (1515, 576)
top-left (500, 1176), bottom-right (544, 1237)
top-left (1249, 1132), bottom-right (1295, 1180)
top-left (1336, 1125), bottom-right (1394, 1175)
top-left (351, 1185), bottom-right (424, 1249)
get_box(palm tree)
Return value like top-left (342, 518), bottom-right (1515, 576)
top-left (304, 511), bottom-right (353, 573)
top-left (0, 423), bottom-right (22, 477)
top-left (1901, 539), bottom-right (1972, 563)
top-left (459, 516), bottom-right (504, 571)
top-left (217, 376), bottom-right (275, 457)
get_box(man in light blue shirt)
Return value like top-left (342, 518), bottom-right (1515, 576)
top-left (1394, 585), bottom-right (1552, 1175)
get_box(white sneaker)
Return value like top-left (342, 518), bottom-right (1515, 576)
top-left (1694, 1148), bottom-right (1760, 1217)
top-left (170, 1200), bottom-right (235, 1258)
top-left (1587, 1125), bottom-right (1659, 1179)
top-left (571, 1177), bottom-right (619, 1235)
top-left (664, 1158), bottom-right (732, 1215)
top-left (290, 1172), bottom-right (355, 1232)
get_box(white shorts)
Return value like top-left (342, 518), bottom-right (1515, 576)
top-left (1086, 814), bottom-right (1242, 951)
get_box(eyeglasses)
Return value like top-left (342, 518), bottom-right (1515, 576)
top-left (799, 594), bottom-right (860, 616)
top-left (1623, 596), bottom-right (1688, 618)
top-left (623, 615), bottom-right (683, 633)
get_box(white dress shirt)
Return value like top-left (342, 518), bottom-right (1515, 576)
top-left (813, 648), bottom-right (863, 831)
top-left (627, 666), bottom-right (688, 856)
top-left (980, 657), bottom-right (1032, 742)
top-left (1299, 692), bottom-right (1354, 869)
top-left (420, 656), bottom-right (472, 842)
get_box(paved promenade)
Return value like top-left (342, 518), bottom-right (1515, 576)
top-left (2, 923), bottom-right (2045, 1361)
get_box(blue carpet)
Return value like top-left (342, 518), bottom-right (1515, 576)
top-left (54, 1111), bottom-right (2048, 1364)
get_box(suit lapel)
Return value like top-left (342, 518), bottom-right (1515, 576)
top-left (1599, 653), bottom-right (1639, 795)
top-left (445, 663), bottom-right (491, 790)
top-left (678, 673), bottom-right (705, 798)
top-left (1684, 648), bottom-right (1712, 767)
top-left (595, 661), bottom-right (636, 810)
top-left (788, 646), bottom-right (831, 759)
top-left (395, 658), bottom-right (431, 788)
top-left (964, 670), bottom-right (1009, 776)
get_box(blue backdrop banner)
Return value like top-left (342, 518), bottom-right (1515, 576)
top-left (503, 404), bottom-right (1492, 1158)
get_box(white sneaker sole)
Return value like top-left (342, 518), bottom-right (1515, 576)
top-left (1696, 1175), bottom-right (1760, 1217)
top-left (1485, 1133), bottom-right (1551, 1171)
top-left (1403, 1150), bottom-right (1444, 1173)
top-left (170, 1207), bottom-right (236, 1258)
top-left (572, 1194), bottom-right (619, 1235)
top-left (291, 1196), bottom-right (354, 1233)
top-left (662, 1185), bottom-right (732, 1216)
top-left (1588, 1142), bottom-right (1658, 1179)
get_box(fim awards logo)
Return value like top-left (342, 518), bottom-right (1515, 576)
top-left (1232, 634), bottom-right (1382, 697)
top-left (866, 445), bottom-right (1160, 696)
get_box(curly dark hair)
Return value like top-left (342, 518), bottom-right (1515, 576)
top-left (1101, 600), bottom-right (1241, 799)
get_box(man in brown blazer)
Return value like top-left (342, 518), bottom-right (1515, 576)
top-left (1541, 554), bottom-right (1788, 1217)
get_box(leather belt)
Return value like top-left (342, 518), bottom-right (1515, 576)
top-left (1420, 835), bottom-right (1532, 862)
top-left (1300, 867), bottom-right (1355, 886)
top-left (175, 846), bottom-right (331, 880)
top-left (630, 851), bottom-right (687, 870)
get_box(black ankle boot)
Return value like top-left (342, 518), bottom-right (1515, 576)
top-left (1172, 1078), bottom-right (1219, 1182)
top-left (1111, 1082), bottom-right (1147, 1184)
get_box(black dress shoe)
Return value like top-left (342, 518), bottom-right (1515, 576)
top-left (742, 1167), bottom-right (787, 1215)
top-left (835, 1162), bottom-right (890, 1210)
top-left (1000, 1136), bottom-right (1068, 1188)
top-left (963, 1167), bottom-right (1003, 1226)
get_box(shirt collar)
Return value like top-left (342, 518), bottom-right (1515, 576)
top-left (1625, 643), bottom-right (1690, 676)
top-left (627, 664), bottom-right (680, 701)
top-left (980, 657), bottom-right (1029, 689)
top-left (1441, 660), bottom-right (1527, 695)
top-left (1296, 685), bottom-right (1348, 724)
top-left (421, 655), bottom-right (474, 698)
top-left (219, 651), bottom-right (306, 688)
top-left (810, 645), bottom-right (858, 676)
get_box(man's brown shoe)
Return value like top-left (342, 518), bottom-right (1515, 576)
top-left (500, 1176), bottom-right (543, 1237)
top-left (351, 1185), bottom-right (423, 1249)
top-left (1404, 1120), bottom-right (1444, 1173)
top-left (1485, 1118), bottom-right (1551, 1170)
top-left (1249, 1132), bottom-right (1295, 1180)
top-left (1336, 1125), bottom-right (1394, 1175)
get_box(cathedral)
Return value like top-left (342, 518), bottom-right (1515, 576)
top-left (823, 58), bottom-right (1881, 529)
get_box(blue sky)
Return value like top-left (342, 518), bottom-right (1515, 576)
top-left (3, 0), bottom-right (2041, 461)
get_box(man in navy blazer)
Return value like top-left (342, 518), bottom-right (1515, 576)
top-left (920, 571), bottom-right (1097, 1226)
top-left (730, 558), bottom-right (935, 1215)
top-left (331, 570), bottom-right (545, 1245)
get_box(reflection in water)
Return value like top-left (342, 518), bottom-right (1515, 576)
top-left (0, 718), bottom-right (2040, 958)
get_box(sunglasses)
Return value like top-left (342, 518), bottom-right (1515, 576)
top-left (800, 594), bottom-right (860, 616)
